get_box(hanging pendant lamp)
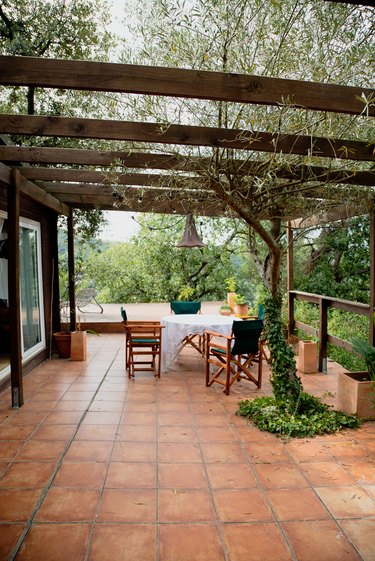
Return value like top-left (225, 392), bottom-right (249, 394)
top-left (176, 213), bottom-right (205, 247)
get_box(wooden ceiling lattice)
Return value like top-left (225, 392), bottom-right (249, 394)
top-left (0, 55), bottom-right (374, 221)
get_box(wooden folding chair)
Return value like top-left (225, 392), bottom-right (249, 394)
top-left (120, 307), bottom-right (162, 373)
top-left (205, 319), bottom-right (263, 395)
top-left (170, 300), bottom-right (203, 354)
top-left (126, 323), bottom-right (164, 378)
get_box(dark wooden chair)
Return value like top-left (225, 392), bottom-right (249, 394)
top-left (170, 300), bottom-right (203, 354)
top-left (205, 319), bottom-right (264, 395)
top-left (120, 307), bottom-right (162, 378)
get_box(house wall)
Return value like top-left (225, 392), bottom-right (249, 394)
top-left (0, 183), bottom-right (60, 386)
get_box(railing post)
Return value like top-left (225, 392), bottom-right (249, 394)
top-left (287, 222), bottom-right (295, 339)
top-left (67, 208), bottom-right (76, 331)
top-left (319, 297), bottom-right (328, 373)
top-left (370, 208), bottom-right (375, 345)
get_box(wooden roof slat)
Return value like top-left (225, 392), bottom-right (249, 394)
top-left (0, 162), bottom-right (69, 215)
top-left (15, 164), bottom-right (375, 187)
top-left (1, 114), bottom-right (373, 161)
top-left (0, 55), bottom-right (373, 116)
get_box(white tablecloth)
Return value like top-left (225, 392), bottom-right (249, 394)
top-left (160, 314), bottom-right (235, 372)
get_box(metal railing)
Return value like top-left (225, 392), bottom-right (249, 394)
top-left (288, 290), bottom-right (371, 373)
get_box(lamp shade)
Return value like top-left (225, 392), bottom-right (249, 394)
top-left (176, 213), bottom-right (205, 247)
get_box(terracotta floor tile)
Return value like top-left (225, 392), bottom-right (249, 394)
top-left (324, 440), bottom-right (369, 459)
top-left (158, 412), bottom-right (194, 426)
top-left (31, 424), bottom-right (76, 441)
top-left (282, 520), bottom-right (362, 561)
top-left (285, 439), bottom-right (335, 463)
top-left (254, 463), bottom-right (309, 489)
top-left (53, 400), bottom-right (90, 411)
top-left (105, 462), bottom-right (156, 488)
top-left (266, 488), bottom-right (330, 521)
top-left (28, 390), bottom-right (67, 402)
top-left (235, 425), bottom-right (280, 443)
top-left (0, 440), bottom-right (24, 461)
top-left (212, 489), bottom-right (274, 522)
top-left (64, 441), bottom-right (113, 462)
top-left (158, 442), bottom-right (202, 463)
top-left (116, 424), bottom-right (157, 442)
top-left (124, 401), bottom-right (157, 413)
top-left (299, 461), bottom-right (356, 486)
top-left (200, 442), bottom-right (246, 464)
top-left (341, 459), bottom-right (375, 484)
top-left (62, 391), bottom-right (96, 401)
top-left (44, 411), bottom-right (83, 424)
top-left (88, 523), bottom-right (156, 561)
top-left (82, 411), bottom-right (122, 425)
top-left (3, 411), bottom-right (46, 426)
top-left (95, 391), bottom-right (127, 401)
top-left (158, 462), bottom-right (208, 489)
top-left (75, 424), bottom-right (118, 441)
top-left (111, 441), bottom-right (157, 462)
top-left (16, 401), bottom-right (58, 412)
top-left (315, 485), bottom-right (375, 518)
top-left (340, 519), bottom-right (375, 561)
top-left (0, 489), bottom-right (42, 521)
top-left (0, 523), bottom-right (25, 559)
top-left (158, 489), bottom-right (215, 522)
top-left (194, 413), bottom-right (228, 426)
top-left (53, 461), bottom-right (107, 488)
top-left (205, 463), bottom-right (257, 489)
top-left (189, 402), bottom-right (225, 415)
top-left (36, 488), bottom-right (100, 521)
top-left (15, 440), bottom-right (67, 462)
top-left (222, 523), bottom-right (293, 561)
top-left (157, 401), bottom-right (190, 413)
top-left (246, 441), bottom-right (290, 463)
top-left (0, 461), bottom-right (56, 489)
top-left (158, 426), bottom-right (198, 443)
top-left (121, 412), bottom-right (158, 426)
top-left (197, 426), bottom-right (238, 443)
top-left (0, 425), bottom-right (36, 441)
top-left (89, 400), bottom-right (124, 412)
top-left (97, 489), bottom-right (156, 522)
top-left (159, 524), bottom-right (225, 561)
top-left (16, 522), bottom-right (91, 561)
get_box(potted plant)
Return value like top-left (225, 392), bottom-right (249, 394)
top-left (234, 294), bottom-right (249, 318)
top-left (225, 277), bottom-right (237, 311)
top-left (219, 302), bottom-right (232, 316)
top-left (337, 338), bottom-right (375, 420)
top-left (53, 329), bottom-right (71, 358)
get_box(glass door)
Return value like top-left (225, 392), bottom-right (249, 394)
top-left (0, 212), bottom-right (45, 382)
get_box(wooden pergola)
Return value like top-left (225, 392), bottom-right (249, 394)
top-left (0, 54), bottom-right (374, 406)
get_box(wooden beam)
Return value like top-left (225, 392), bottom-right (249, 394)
top-left (0, 162), bottom-right (69, 215)
top-left (0, 115), bottom-right (373, 161)
top-left (370, 208), bottom-right (375, 345)
top-left (290, 203), bottom-right (368, 227)
top-left (8, 170), bottom-right (23, 407)
top-left (0, 56), bottom-right (373, 116)
top-left (15, 164), bottom-right (375, 187)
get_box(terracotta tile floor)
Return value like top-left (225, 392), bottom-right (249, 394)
top-left (0, 334), bottom-right (374, 561)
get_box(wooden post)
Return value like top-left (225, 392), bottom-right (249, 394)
top-left (67, 208), bottom-right (76, 331)
top-left (370, 209), bottom-right (375, 346)
top-left (8, 169), bottom-right (23, 407)
top-left (319, 297), bottom-right (328, 373)
top-left (287, 222), bottom-right (295, 339)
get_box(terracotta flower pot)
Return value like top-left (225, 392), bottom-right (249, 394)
top-left (337, 371), bottom-right (375, 420)
top-left (53, 331), bottom-right (71, 359)
top-left (234, 304), bottom-right (249, 317)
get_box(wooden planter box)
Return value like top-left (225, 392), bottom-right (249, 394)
top-left (298, 341), bottom-right (318, 374)
top-left (337, 371), bottom-right (375, 420)
top-left (71, 330), bottom-right (87, 361)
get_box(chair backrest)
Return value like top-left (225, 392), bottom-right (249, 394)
top-left (120, 307), bottom-right (127, 322)
top-left (257, 304), bottom-right (265, 320)
top-left (170, 301), bottom-right (201, 315)
top-left (76, 288), bottom-right (96, 307)
top-left (231, 319), bottom-right (264, 356)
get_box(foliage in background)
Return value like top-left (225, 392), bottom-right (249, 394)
top-left (80, 214), bottom-right (264, 304)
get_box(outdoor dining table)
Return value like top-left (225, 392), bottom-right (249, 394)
top-left (160, 313), bottom-right (237, 372)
